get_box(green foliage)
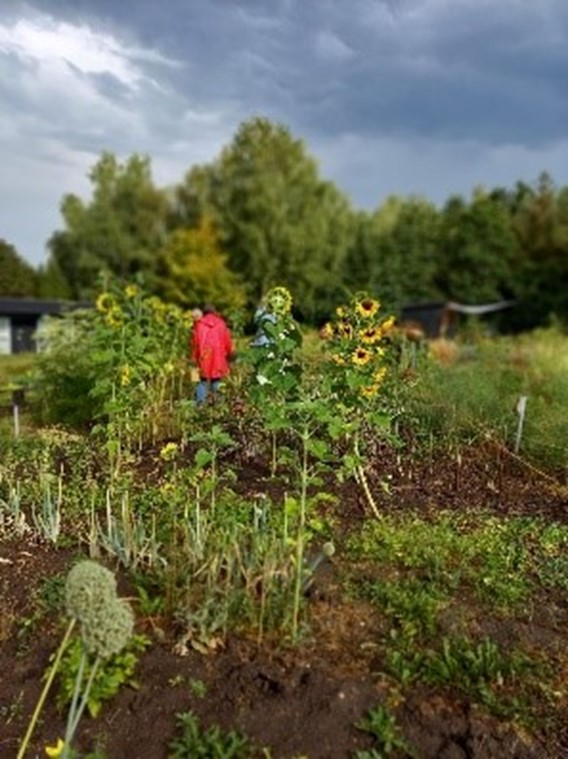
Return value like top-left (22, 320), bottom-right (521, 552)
top-left (437, 191), bottom-right (518, 304)
top-left (48, 153), bottom-right (167, 299)
top-left (168, 711), bottom-right (251, 758)
top-left (356, 705), bottom-right (411, 758)
top-left (408, 328), bottom-right (568, 470)
top-left (35, 280), bottom-right (191, 444)
top-left (157, 216), bottom-right (247, 314)
top-left (55, 634), bottom-right (149, 718)
top-left (176, 117), bottom-right (354, 317)
top-left (0, 239), bottom-right (38, 296)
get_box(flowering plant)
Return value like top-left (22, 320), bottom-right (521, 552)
top-left (322, 293), bottom-right (395, 408)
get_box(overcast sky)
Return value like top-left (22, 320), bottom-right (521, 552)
top-left (1, 0), bottom-right (568, 266)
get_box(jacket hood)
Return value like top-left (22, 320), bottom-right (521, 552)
top-left (200, 313), bottom-right (222, 327)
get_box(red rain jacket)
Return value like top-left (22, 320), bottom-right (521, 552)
top-left (191, 313), bottom-right (234, 380)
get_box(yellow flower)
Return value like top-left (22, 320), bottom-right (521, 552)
top-left (359, 326), bottom-right (381, 344)
top-left (105, 305), bottom-right (123, 329)
top-left (96, 292), bottom-right (115, 313)
top-left (125, 284), bottom-right (139, 299)
top-left (320, 322), bottom-right (334, 340)
top-left (266, 286), bottom-right (293, 315)
top-left (160, 442), bottom-right (179, 461)
top-left (380, 315), bottom-right (396, 335)
top-left (120, 365), bottom-right (132, 387)
top-left (331, 353), bottom-right (346, 365)
top-left (336, 321), bottom-right (353, 340)
top-left (373, 367), bottom-right (388, 385)
top-left (336, 305), bottom-right (347, 318)
top-left (45, 738), bottom-right (65, 757)
top-left (360, 384), bottom-right (378, 398)
top-left (356, 298), bottom-right (380, 319)
top-left (352, 347), bottom-right (372, 366)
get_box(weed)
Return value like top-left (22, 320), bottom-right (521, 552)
top-left (355, 704), bottom-right (412, 757)
top-left (168, 710), bottom-right (251, 758)
top-left (54, 634), bottom-right (150, 718)
top-left (189, 678), bottom-right (208, 699)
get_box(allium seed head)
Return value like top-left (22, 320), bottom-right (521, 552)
top-left (65, 560), bottom-right (117, 623)
top-left (82, 599), bottom-right (134, 659)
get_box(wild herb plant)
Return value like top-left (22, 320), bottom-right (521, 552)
top-left (168, 710), bottom-right (252, 759)
top-left (355, 704), bottom-right (411, 758)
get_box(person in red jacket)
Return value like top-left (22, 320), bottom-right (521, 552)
top-left (191, 304), bottom-right (234, 405)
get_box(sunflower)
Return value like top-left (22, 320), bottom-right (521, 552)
top-left (105, 306), bottom-right (124, 329)
top-left (96, 292), bottom-right (115, 313)
top-left (360, 384), bottom-right (378, 398)
top-left (266, 286), bottom-right (293, 315)
top-left (125, 284), bottom-right (139, 299)
top-left (336, 321), bottom-right (354, 340)
top-left (331, 353), bottom-right (346, 365)
top-left (336, 305), bottom-right (347, 319)
top-left (355, 298), bottom-right (380, 319)
top-left (359, 326), bottom-right (381, 344)
top-left (373, 367), bottom-right (388, 385)
top-left (379, 315), bottom-right (396, 335)
top-left (352, 347), bottom-right (372, 366)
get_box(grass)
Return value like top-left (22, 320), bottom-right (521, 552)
top-left (407, 327), bottom-right (568, 473)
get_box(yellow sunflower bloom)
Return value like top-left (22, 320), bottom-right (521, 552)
top-left (380, 315), bottom-right (396, 335)
top-left (356, 298), bottom-right (380, 319)
top-left (105, 305), bottom-right (123, 329)
top-left (120, 365), bottom-right (131, 387)
top-left (352, 347), bottom-right (372, 366)
top-left (360, 384), bottom-right (379, 398)
top-left (331, 353), bottom-right (346, 365)
top-left (125, 284), bottom-right (139, 299)
top-left (336, 321), bottom-right (354, 340)
top-left (359, 326), bottom-right (381, 344)
top-left (373, 367), bottom-right (388, 385)
top-left (95, 292), bottom-right (114, 313)
top-left (336, 305), bottom-right (347, 318)
top-left (266, 286), bottom-right (293, 315)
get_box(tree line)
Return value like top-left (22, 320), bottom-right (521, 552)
top-left (2, 117), bottom-right (567, 330)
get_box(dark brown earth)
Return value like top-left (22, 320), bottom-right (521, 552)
top-left (1, 445), bottom-right (566, 759)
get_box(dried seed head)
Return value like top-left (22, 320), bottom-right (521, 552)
top-left (82, 599), bottom-right (134, 659)
top-left (65, 560), bottom-right (117, 623)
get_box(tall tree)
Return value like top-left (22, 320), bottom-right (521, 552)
top-left (512, 173), bottom-right (568, 328)
top-left (175, 118), bottom-right (355, 317)
top-left (0, 239), bottom-right (39, 296)
top-left (48, 153), bottom-right (168, 298)
top-left (436, 190), bottom-right (518, 304)
top-left (157, 216), bottom-right (246, 314)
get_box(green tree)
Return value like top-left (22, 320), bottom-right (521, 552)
top-left (0, 239), bottom-right (38, 296)
top-left (344, 197), bottom-right (441, 312)
top-left (157, 216), bottom-right (246, 314)
top-left (48, 153), bottom-right (168, 298)
top-left (175, 117), bottom-right (355, 318)
top-left (37, 257), bottom-right (72, 299)
top-left (511, 173), bottom-right (568, 328)
top-left (436, 190), bottom-right (518, 304)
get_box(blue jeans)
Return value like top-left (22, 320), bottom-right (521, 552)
top-left (196, 378), bottom-right (222, 405)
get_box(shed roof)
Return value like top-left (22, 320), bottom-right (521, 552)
top-left (0, 298), bottom-right (89, 317)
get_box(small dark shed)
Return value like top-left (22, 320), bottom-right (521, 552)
top-left (0, 298), bottom-right (84, 354)
top-left (400, 301), bottom-right (515, 339)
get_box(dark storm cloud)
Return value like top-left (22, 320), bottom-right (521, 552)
top-left (2, 0), bottom-right (568, 264)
